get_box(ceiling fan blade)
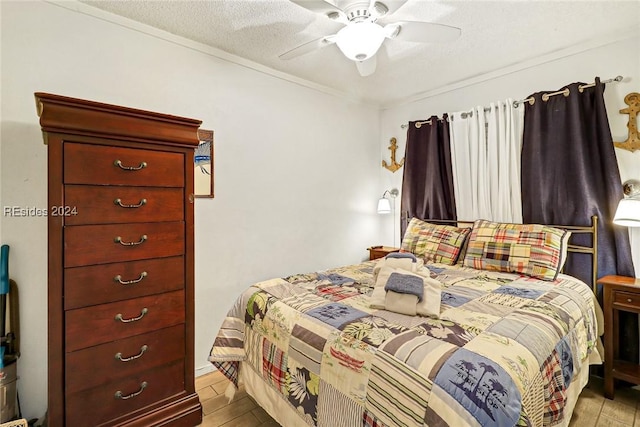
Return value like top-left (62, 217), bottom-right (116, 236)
top-left (290, 0), bottom-right (348, 23)
top-left (387, 21), bottom-right (461, 43)
top-left (279, 35), bottom-right (337, 60)
top-left (356, 55), bottom-right (377, 77)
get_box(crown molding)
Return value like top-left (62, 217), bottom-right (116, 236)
top-left (382, 26), bottom-right (640, 110)
top-left (43, 1), bottom-right (639, 111)
top-left (45, 0), bottom-right (372, 106)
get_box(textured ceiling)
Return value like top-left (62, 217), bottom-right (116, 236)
top-left (81, 0), bottom-right (640, 106)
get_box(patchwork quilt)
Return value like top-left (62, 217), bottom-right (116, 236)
top-left (209, 261), bottom-right (600, 427)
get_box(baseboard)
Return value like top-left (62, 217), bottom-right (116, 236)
top-left (195, 363), bottom-right (216, 377)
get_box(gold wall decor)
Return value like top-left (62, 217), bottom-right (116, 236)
top-left (614, 92), bottom-right (640, 152)
top-left (382, 137), bottom-right (405, 173)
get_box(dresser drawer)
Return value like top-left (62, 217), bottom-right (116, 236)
top-left (613, 290), bottom-right (640, 311)
top-left (64, 256), bottom-right (184, 310)
top-left (65, 290), bottom-right (185, 352)
top-left (64, 143), bottom-right (184, 187)
top-left (64, 222), bottom-right (184, 268)
top-left (65, 185), bottom-right (183, 225)
top-left (66, 360), bottom-right (185, 427)
top-left (66, 324), bottom-right (185, 394)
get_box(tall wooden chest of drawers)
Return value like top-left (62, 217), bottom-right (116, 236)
top-left (36, 93), bottom-right (203, 426)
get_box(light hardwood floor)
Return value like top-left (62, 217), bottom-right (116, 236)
top-left (196, 370), bottom-right (640, 427)
top-left (195, 369), bottom-right (279, 427)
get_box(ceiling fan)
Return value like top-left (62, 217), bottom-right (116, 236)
top-left (280, 0), bottom-right (461, 76)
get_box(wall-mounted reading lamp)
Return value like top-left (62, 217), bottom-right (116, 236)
top-left (613, 179), bottom-right (640, 227)
top-left (377, 189), bottom-right (397, 214)
top-left (378, 188), bottom-right (399, 245)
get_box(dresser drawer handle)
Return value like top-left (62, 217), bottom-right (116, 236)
top-left (114, 271), bottom-right (148, 285)
top-left (115, 308), bottom-right (148, 323)
top-left (114, 198), bottom-right (147, 208)
top-left (114, 235), bottom-right (147, 246)
top-left (628, 298), bottom-right (633, 303)
top-left (115, 345), bottom-right (148, 362)
top-left (114, 159), bottom-right (147, 171)
top-left (114, 381), bottom-right (147, 400)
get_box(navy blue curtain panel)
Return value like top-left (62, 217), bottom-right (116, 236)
top-left (400, 115), bottom-right (456, 237)
top-left (521, 77), bottom-right (637, 363)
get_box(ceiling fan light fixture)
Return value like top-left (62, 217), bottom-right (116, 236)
top-left (335, 22), bottom-right (386, 61)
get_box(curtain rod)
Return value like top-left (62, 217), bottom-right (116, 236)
top-left (400, 75), bottom-right (623, 129)
top-left (513, 75), bottom-right (623, 107)
top-left (400, 117), bottom-right (444, 129)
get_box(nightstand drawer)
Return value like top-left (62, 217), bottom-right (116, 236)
top-left (600, 274), bottom-right (640, 399)
top-left (613, 290), bottom-right (640, 310)
top-left (368, 246), bottom-right (400, 260)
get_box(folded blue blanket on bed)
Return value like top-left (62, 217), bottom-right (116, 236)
top-left (384, 272), bottom-right (424, 301)
top-left (385, 252), bottom-right (417, 262)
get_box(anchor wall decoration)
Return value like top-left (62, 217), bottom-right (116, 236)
top-left (382, 137), bottom-right (405, 173)
top-left (614, 92), bottom-right (640, 152)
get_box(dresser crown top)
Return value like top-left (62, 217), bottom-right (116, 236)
top-left (35, 92), bottom-right (202, 147)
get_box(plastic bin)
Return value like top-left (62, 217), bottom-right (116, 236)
top-left (0, 358), bottom-right (18, 422)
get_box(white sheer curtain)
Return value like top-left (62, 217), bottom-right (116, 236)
top-left (449, 99), bottom-right (524, 223)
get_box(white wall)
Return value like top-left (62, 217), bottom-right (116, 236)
top-left (2, 0), bottom-right (638, 421)
top-left (0, 1), bottom-right (380, 420)
top-left (379, 35), bottom-right (640, 276)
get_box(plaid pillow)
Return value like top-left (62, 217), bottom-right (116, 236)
top-left (401, 218), bottom-right (471, 265)
top-left (463, 220), bottom-right (570, 281)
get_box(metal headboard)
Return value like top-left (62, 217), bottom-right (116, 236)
top-left (405, 214), bottom-right (599, 293)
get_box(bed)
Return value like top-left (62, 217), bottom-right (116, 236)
top-left (209, 217), bottom-right (604, 427)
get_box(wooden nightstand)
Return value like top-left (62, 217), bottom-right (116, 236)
top-left (367, 246), bottom-right (400, 260)
top-left (599, 274), bottom-right (640, 399)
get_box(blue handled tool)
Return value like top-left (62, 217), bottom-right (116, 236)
top-left (1, 245), bottom-right (9, 355)
top-left (0, 245), bottom-right (8, 295)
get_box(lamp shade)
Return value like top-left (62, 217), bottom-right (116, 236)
top-left (335, 22), bottom-right (386, 61)
top-left (377, 197), bottom-right (391, 214)
top-left (613, 198), bottom-right (640, 227)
